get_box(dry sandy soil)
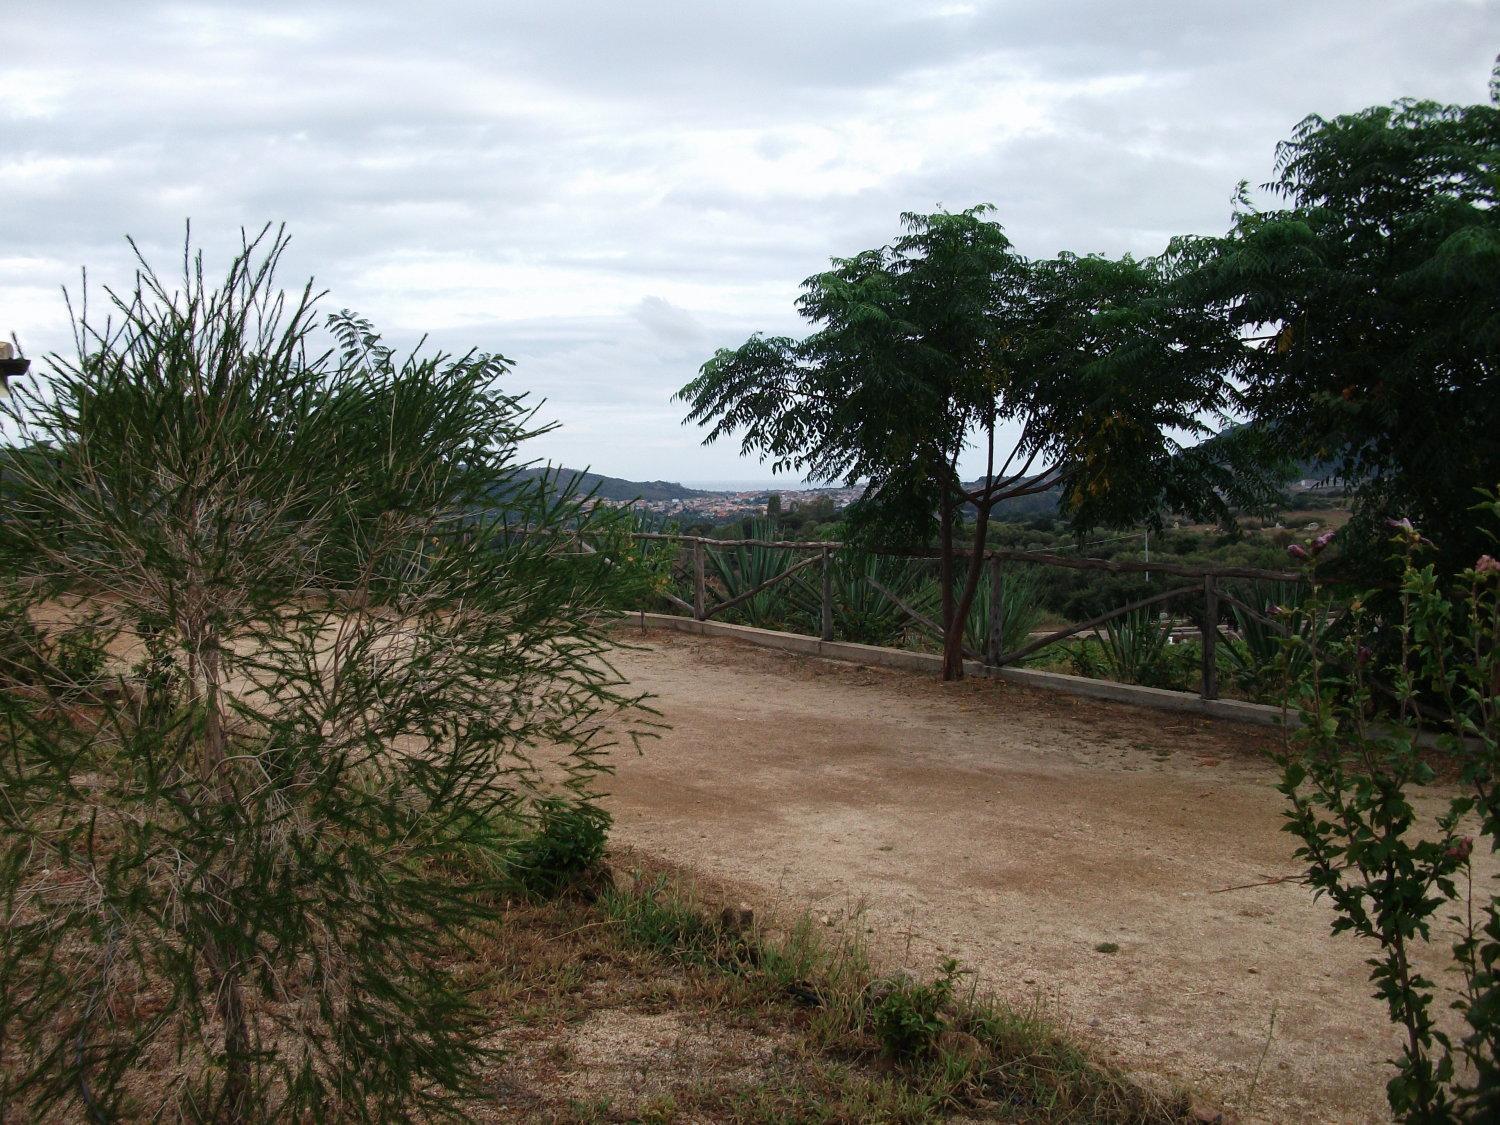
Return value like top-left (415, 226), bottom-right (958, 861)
top-left (600, 627), bottom-right (1486, 1125)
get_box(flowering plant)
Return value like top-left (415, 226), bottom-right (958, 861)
top-left (1278, 491), bottom-right (1499, 1120)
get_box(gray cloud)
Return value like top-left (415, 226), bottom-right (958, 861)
top-left (631, 296), bottom-right (711, 348)
top-left (2, 0), bottom-right (1495, 479)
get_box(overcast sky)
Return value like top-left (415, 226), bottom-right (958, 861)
top-left (3, 2), bottom-right (1496, 483)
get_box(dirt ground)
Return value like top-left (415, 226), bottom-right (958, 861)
top-left (600, 628), bottom-right (1486, 1124)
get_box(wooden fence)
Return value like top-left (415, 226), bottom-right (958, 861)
top-left (613, 532), bottom-right (1305, 703)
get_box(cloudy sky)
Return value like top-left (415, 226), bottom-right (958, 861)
top-left (3, 2), bottom-right (1496, 483)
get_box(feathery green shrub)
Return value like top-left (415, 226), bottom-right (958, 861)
top-left (0, 228), bottom-right (650, 1122)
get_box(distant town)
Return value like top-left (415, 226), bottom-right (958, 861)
top-left (588, 474), bottom-right (1344, 524)
top-left (596, 485), bottom-right (865, 522)
top-left (529, 460), bottom-right (1345, 529)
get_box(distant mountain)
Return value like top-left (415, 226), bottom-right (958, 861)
top-left (989, 486), bottom-right (1064, 518)
top-left (1201, 420), bottom-right (1350, 490)
top-left (962, 476), bottom-right (1065, 518)
top-left (517, 466), bottom-right (710, 502)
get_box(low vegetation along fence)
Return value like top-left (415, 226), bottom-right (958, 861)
top-left (617, 531), bottom-right (1308, 704)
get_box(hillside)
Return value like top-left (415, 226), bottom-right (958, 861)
top-left (518, 465), bottom-right (709, 502)
top-left (961, 475), bottom-right (1064, 519)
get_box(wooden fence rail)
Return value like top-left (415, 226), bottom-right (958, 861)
top-left (583, 530), bottom-right (1311, 703)
top-left (625, 531), bottom-right (1304, 582)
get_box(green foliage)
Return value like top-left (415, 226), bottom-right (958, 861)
top-left (51, 626), bottom-right (106, 689)
top-left (129, 616), bottom-right (182, 724)
top-left (1100, 607), bottom-right (1175, 686)
top-left (1054, 570), bottom-right (1156, 623)
top-left (0, 228), bottom-right (649, 1122)
top-left (962, 564), bottom-right (1043, 658)
top-left (600, 875), bottom-right (758, 974)
top-left (1276, 503), bottom-right (1500, 1121)
top-left (0, 603), bottom-right (108, 696)
top-left (869, 959), bottom-right (962, 1061)
top-left (706, 518), bottom-right (801, 629)
top-left (1022, 248), bottom-right (1279, 532)
top-left (1192, 78), bottom-right (1500, 572)
top-left (0, 602), bottom-right (47, 687)
top-left (679, 208), bottom-right (1016, 528)
top-left (1065, 638), bottom-right (1104, 679)
top-left (1066, 612), bottom-right (1200, 691)
top-left (1141, 638), bottom-right (1204, 693)
top-left (589, 507), bottom-right (678, 612)
top-left (510, 799), bottom-right (612, 898)
top-left (680, 206), bottom-right (1272, 678)
top-left (1220, 580), bottom-right (1309, 699)
top-left (775, 493), bottom-right (837, 535)
top-left (801, 551), bottom-right (938, 648)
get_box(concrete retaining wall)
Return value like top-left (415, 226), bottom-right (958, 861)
top-left (623, 611), bottom-right (1290, 730)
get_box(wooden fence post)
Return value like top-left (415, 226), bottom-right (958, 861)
top-left (986, 556), bottom-right (1004, 667)
top-left (1200, 575), bottom-right (1218, 700)
top-left (820, 548), bottom-right (834, 641)
top-left (693, 539), bottom-right (706, 621)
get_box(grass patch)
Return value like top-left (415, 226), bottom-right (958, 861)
top-left (486, 859), bottom-right (1196, 1122)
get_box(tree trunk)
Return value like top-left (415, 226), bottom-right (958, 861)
top-left (938, 492), bottom-right (959, 679)
top-left (196, 640), bottom-right (252, 1123)
top-left (943, 498), bottom-right (993, 681)
top-left (212, 955), bottom-right (252, 1122)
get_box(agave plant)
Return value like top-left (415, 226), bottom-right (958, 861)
top-left (1096, 606), bottom-right (1175, 685)
top-left (705, 518), bottom-right (803, 628)
top-left (787, 551), bottom-right (939, 646)
top-left (962, 564), bottom-right (1044, 660)
top-left (1220, 579), bottom-right (1309, 697)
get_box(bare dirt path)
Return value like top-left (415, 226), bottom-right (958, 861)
top-left (600, 628), bottom-right (1477, 1124)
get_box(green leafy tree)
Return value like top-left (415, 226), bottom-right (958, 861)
top-left (1191, 71), bottom-right (1500, 570)
top-left (679, 207), bottom-right (1272, 678)
top-left (0, 229), bottom-right (649, 1121)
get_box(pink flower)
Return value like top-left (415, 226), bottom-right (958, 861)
top-left (1385, 517), bottom-right (1429, 547)
top-left (1477, 555), bottom-right (1500, 576)
top-left (1286, 543), bottom-right (1309, 561)
top-left (1446, 837), bottom-right (1474, 864)
top-left (1311, 530), bottom-right (1336, 555)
